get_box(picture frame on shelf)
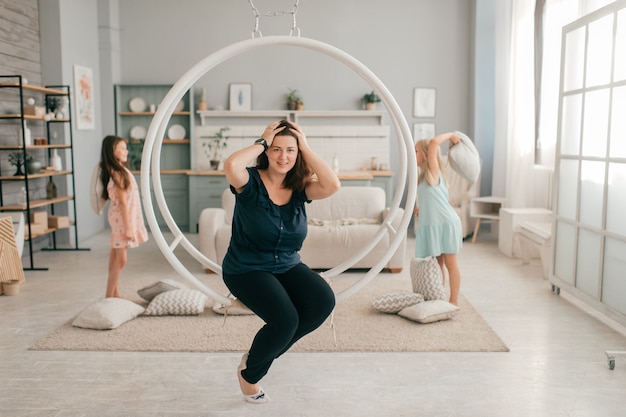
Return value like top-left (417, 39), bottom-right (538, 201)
top-left (413, 123), bottom-right (436, 141)
top-left (413, 87), bottom-right (436, 118)
top-left (73, 65), bottom-right (95, 130)
top-left (229, 83), bottom-right (252, 111)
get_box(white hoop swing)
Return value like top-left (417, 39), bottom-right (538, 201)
top-left (141, 35), bottom-right (417, 306)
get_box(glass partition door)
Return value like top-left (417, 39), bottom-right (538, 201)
top-left (552, 0), bottom-right (626, 325)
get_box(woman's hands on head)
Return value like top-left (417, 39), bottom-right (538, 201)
top-left (262, 121), bottom-right (286, 148)
top-left (285, 121), bottom-right (309, 149)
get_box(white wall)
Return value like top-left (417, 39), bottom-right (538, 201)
top-left (109, 0), bottom-right (474, 181)
top-left (37, 0), bottom-right (478, 241)
top-left (40, 0), bottom-right (105, 241)
top-left (473, 0), bottom-right (497, 197)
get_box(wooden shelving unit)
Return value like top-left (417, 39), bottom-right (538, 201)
top-left (0, 75), bottom-right (89, 270)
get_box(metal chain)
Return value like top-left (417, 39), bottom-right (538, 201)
top-left (247, 0), bottom-right (301, 38)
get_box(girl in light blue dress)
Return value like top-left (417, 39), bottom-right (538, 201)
top-left (414, 133), bottom-right (462, 305)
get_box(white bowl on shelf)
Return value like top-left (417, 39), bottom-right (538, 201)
top-left (167, 124), bottom-right (186, 140)
top-left (129, 97), bottom-right (147, 112)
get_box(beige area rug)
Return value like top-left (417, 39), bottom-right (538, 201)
top-left (31, 274), bottom-right (509, 353)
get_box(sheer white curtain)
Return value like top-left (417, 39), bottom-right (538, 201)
top-left (496, 0), bottom-right (614, 208)
top-left (502, 0), bottom-right (536, 208)
top-left (537, 0), bottom-right (612, 168)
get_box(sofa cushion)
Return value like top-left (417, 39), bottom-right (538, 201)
top-left (307, 186), bottom-right (385, 221)
top-left (300, 224), bottom-right (388, 267)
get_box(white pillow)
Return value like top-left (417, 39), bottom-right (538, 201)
top-left (72, 298), bottom-right (145, 330)
top-left (144, 289), bottom-right (208, 316)
top-left (398, 300), bottom-right (459, 323)
top-left (372, 290), bottom-right (424, 313)
top-left (90, 164), bottom-right (107, 215)
top-left (410, 257), bottom-right (446, 301)
top-left (448, 131), bottom-right (480, 184)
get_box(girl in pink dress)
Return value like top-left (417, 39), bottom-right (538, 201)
top-left (98, 135), bottom-right (148, 298)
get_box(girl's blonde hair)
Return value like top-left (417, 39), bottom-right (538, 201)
top-left (415, 138), bottom-right (445, 186)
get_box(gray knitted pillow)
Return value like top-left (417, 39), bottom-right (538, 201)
top-left (373, 290), bottom-right (424, 313)
top-left (144, 289), bottom-right (208, 316)
top-left (410, 257), bottom-right (446, 301)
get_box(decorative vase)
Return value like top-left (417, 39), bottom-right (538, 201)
top-left (25, 159), bottom-right (42, 174)
top-left (46, 178), bottom-right (58, 199)
top-left (16, 187), bottom-right (27, 206)
top-left (50, 149), bottom-right (63, 171)
top-left (209, 160), bottom-right (220, 170)
top-left (22, 120), bottom-right (32, 146)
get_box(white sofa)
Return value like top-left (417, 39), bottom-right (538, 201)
top-left (199, 186), bottom-right (407, 273)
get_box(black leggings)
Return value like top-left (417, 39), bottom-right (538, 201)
top-left (223, 263), bottom-right (335, 384)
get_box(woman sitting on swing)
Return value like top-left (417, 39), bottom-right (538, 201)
top-left (221, 119), bottom-right (341, 404)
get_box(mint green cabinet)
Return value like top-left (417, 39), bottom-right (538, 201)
top-left (188, 174), bottom-right (229, 233)
top-left (115, 84), bottom-right (192, 229)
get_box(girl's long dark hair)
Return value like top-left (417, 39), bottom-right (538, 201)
top-left (256, 120), bottom-right (310, 191)
top-left (99, 135), bottom-right (130, 200)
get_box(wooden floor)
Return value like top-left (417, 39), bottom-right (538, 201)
top-left (1, 231), bottom-right (626, 417)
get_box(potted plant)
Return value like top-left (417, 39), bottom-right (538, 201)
top-left (362, 90), bottom-right (381, 110)
top-left (286, 88), bottom-right (303, 111)
top-left (128, 142), bottom-right (143, 170)
top-left (203, 126), bottom-right (230, 170)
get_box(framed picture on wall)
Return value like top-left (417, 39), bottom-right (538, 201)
top-left (73, 65), bottom-right (95, 130)
top-left (229, 83), bottom-right (252, 111)
top-left (413, 87), bottom-right (436, 118)
top-left (413, 122), bottom-right (436, 141)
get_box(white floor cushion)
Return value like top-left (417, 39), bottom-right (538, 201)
top-left (398, 300), bottom-right (459, 324)
top-left (72, 298), bottom-right (145, 330)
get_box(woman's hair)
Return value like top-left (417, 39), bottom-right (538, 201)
top-left (256, 120), bottom-right (310, 191)
top-left (99, 135), bottom-right (130, 200)
top-left (415, 138), bottom-right (445, 186)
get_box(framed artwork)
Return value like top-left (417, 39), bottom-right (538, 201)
top-left (413, 87), bottom-right (436, 118)
top-left (229, 83), bottom-right (252, 111)
top-left (73, 65), bottom-right (95, 130)
top-left (413, 123), bottom-right (436, 141)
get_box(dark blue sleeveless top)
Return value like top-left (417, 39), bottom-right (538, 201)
top-left (222, 167), bottom-right (310, 274)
